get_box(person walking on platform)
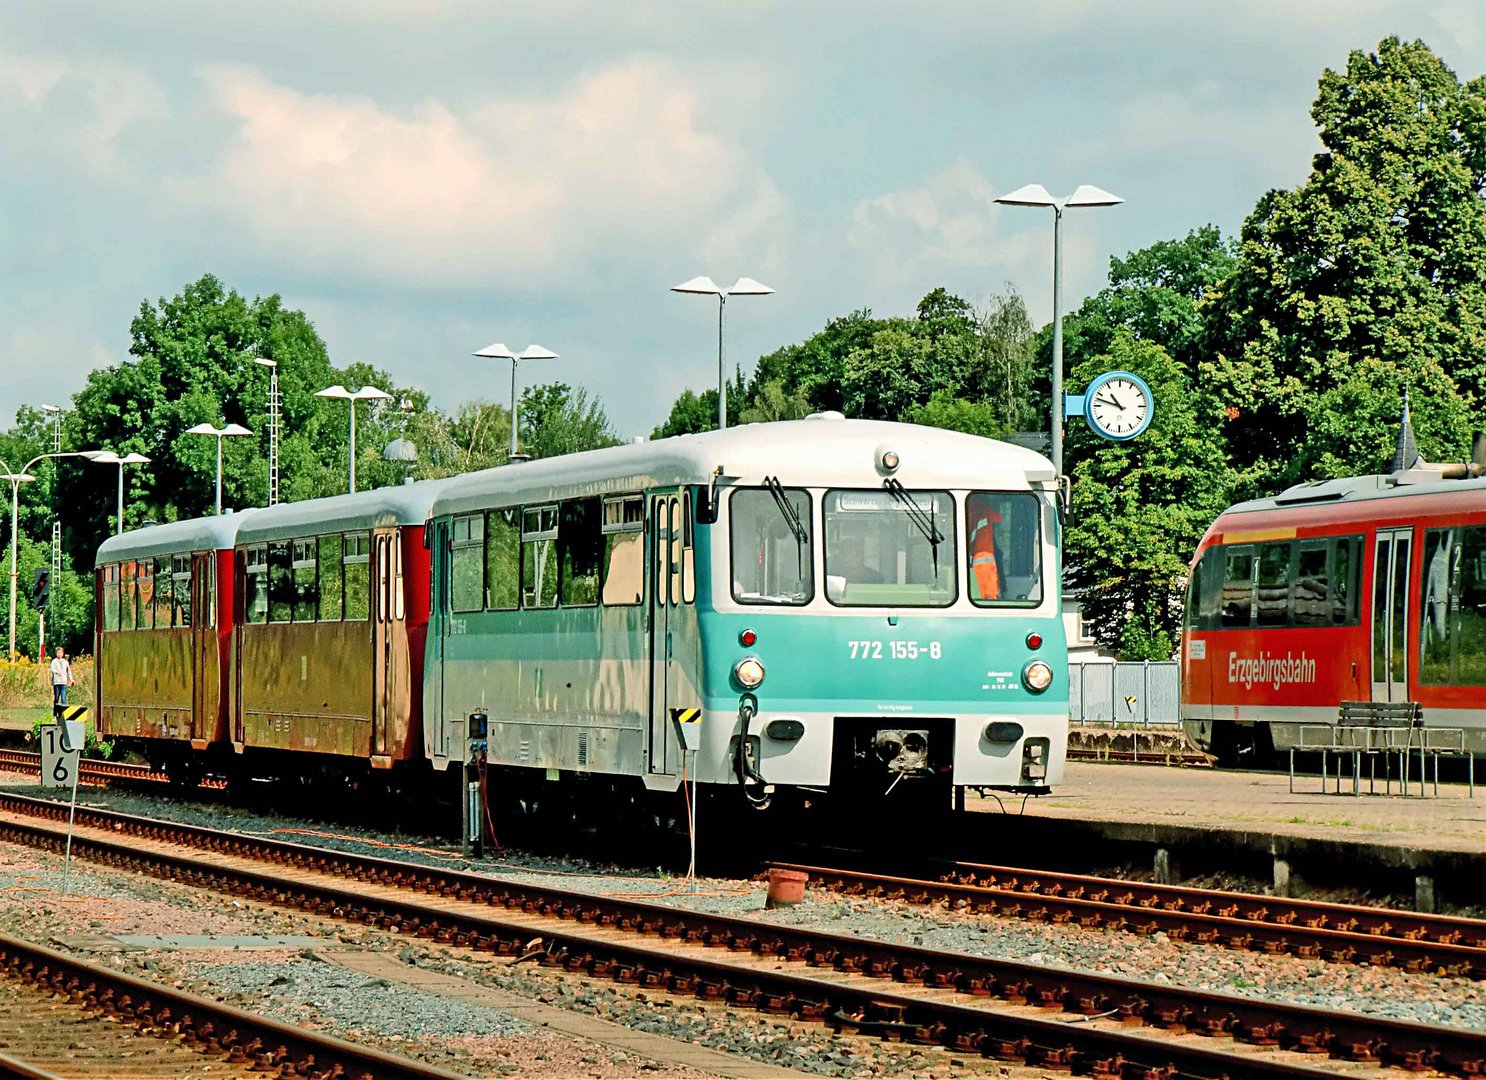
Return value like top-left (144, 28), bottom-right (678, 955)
top-left (49, 646), bottom-right (74, 713)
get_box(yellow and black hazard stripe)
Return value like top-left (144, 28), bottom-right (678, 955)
top-left (669, 707), bottom-right (702, 725)
top-left (57, 705), bottom-right (88, 725)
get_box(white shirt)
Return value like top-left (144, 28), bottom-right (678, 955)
top-left (49, 658), bottom-right (71, 686)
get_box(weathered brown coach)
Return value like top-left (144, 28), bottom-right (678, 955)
top-left (95, 514), bottom-right (254, 779)
top-left (230, 482), bottom-right (445, 773)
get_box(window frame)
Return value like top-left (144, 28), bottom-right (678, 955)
top-left (822, 487), bottom-right (956, 609)
top-left (600, 495), bottom-right (645, 607)
top-left (728, 486), bottom-right (815, 607)
top-left (964, 490), bottom-right (1043, 609)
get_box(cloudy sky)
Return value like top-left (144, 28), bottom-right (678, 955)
top-left (3, 1), bottom-right (1483, 437)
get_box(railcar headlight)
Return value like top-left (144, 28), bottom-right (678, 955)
top-left (734, 657), bottom-right (766, 690)
top-left (1022, 660), bottom-right (1053, 693)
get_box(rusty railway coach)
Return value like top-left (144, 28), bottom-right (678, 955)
top-left (95, 513), bottom-right (255, 782)
top-left (228, 481), bottom-right (447, 774)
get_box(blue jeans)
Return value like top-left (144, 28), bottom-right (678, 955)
top-left (53, 683), bottom-right (67, 707)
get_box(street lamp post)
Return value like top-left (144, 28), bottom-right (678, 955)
top-left (994, 184), bottom-right (1123, 474)
top-left (88, 452), bottom-right (151, 536)
top-left (472, 344), bottom-right (558, 459)
top-left (41, 405), bottom-right (62, 629)
top-left (252, 358), bottom-right (280, 506)
top-left (315, 386), bottom-right (392, 493)
top-left (1, 450), bottom-right (112, 658)
top-left (671, 276), bottom-right (774, 431)
top-left (184, 424), bottom-right (253, 514)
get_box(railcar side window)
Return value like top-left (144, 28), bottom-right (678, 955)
top-left (1421, 526), bottom-right (1486, 686)
top-left (964, 492), bottom-right (1042, 607)
top-left (153, 556), bottom-right (172, 629)
top-left (682, 491), bottom-right (696, 605)
top-left (102, 564), bottom-right (120, 631)
top-left (450, 514), bottom-right (484, 613)
top-left (1333, 538), bottom-right (1359, 624)
top-left (171, 555), bottom-right (191, 628)
top-left (1255, 543), bottom-right (1290, 627)
top-left (245, 546), bottom-right (269, 624)
top-left (394, 539), bottom-right (405, 621)
top-left (600, 495), bottom-right (644, 606)
top-left (343, 533), bottom-right (371, 620)
top-left (730, 488), bottom-right (813, 606)
top-left (137, 558), bottom-right (154, 630)
top-left (559, 498), bottom-right (601, 606)
top-left (119, 561), bottom-right (136, 631)
top-left (485, 509), bottom-right (519, 610)
top-left (824, 489), bottom-right (955, 608)
top-left (318, 535), bottom-right (343, 620)
top-left (522, 505), bottom-right (559, 609)
top-left (1219, 548), bottom-right (1254, 627)
top-left (1292, 541), bottom-right (1329, 627)
top-left (268, 541), bottom-right (293, 622)
top-left (292, 538), bottom-right (318, 621)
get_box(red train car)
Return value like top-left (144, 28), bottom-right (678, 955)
top-left (1181, 471), bottom-right (1486, 763)
top-left (95, 513), bottom-right (255, 782)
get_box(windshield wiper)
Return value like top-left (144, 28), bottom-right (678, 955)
top-left (763, 475), bottom-right (808, 575)
top-left (883, 478), bottom-right (944, 575)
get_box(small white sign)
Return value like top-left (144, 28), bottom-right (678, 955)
top-left (1188, 639), bottom-right (1206, 661)
top-left (39, 723), bottom-right (81, 790)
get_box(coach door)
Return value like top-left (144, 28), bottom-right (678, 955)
top-left (372, 530), bottom-right (394, 757)
top-left (1371, 528), bottom-right (1413, 702)
top-left (647, 493), bottom-right (678, 776)
top-left (190, 552), bottom-right (216, 743)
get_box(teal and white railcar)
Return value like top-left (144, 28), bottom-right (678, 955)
top-left (423, 415), bottom-right (1066, 811)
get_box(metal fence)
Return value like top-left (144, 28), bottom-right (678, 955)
top-left (1068, 661), bottom-right (1181, 727)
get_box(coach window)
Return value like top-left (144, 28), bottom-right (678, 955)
top-left (964, 492), bottom-right (1042, 607)
top-left (825, 489), bottom-right (955, 607)
top-left (318, 535), bottom-right (343, 620)
top-left (1332, 537), bottom-right (1360, 624)
top-left (291, 538), bottom-right (318, 622)
top-left (600, 495), bottom-right (644, 605)
top-left (1219, 547), bottom-right (1254, 627)
top-left (1292, 540), bottom-right (1328, 627)
top-left (343, 533), bottom-right (371, 620)
top-left (485, 509), bottom-right (519, 610)
top-left (731, 488), bottom-right (813, 606)
top-left (245, 546), bottom-right (269, 624)
top-left (559, 498), bottom-right (601, 606)
top-left (681, 491), bottom-right (696, 604)
top-left (451, 514), bottom-right (484, 613)
top-left (102, 564), bottom-right (120, 631)
top-left (152, 555), bottom-right (172, 629)
top-left (1421, 526), bottom-right (1486, 686)
top-left (171, 555), bottom-right (191, 627)
top-left (394, 539), bottom-right (405, 621)
top-left (267, 541), bottom-right (293, 622)
top-left (1255, 542), bottom-right (1291, 627)
top-left (137, 558), bottom-right (154, 630)
top-left (522, 505), bottom-right (559, 609)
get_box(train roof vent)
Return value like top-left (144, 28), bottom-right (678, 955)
top-left (1272, 475), bottom-right (1391, 504)
top-left (807, 410), bottom-right (845, 420)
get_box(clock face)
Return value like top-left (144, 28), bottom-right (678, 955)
top-left (1087, 374), bottom-right (1151, 439)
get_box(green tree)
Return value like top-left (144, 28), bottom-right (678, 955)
top-left (1064, 333), bottom-right (1231, 658)
top-left (651, 373), bottom-right (744, 439)
top-left (519, 383), bottom-right (620, 459)
top-left (907, 391), bottom-right (1006, 439)
top-left (738, 380), bottom-right (811, 425)
top-left (1206, 37), bottom-right (1486, 490)
top-left (975, 288), bottom-right (1040, 433)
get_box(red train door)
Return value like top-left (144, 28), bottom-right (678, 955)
top-left (1371, 528), bottom-right (1413, 702)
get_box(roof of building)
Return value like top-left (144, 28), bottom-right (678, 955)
top-left (95, 511), bottom-right (257, 566)
top-left (431, 416), bottom-right (1056, 518)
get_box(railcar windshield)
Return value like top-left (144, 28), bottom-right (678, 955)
top-left (730, 487), bottom-right (813, 605)
top-left (964, 491), bottom-right (1044, 606)
top-left (823, 489), bottom-right (956, 607)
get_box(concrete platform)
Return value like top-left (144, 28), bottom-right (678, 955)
top-left (962, 762), bottom-right (1484, 912)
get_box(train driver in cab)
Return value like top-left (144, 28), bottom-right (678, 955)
top-left (967, 494), bottom-right (1004, 602)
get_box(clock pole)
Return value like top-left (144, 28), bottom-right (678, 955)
top-left (1050, 206), bottom-right (1065, 474)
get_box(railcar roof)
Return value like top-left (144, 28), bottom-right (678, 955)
top-left (1224, 471), bottom-right (1486, 516)
top-left (96, 511), bottom-right (257, 566)
top-left (431, 417), bottom-right (1055, 518)
top-left (234, 478), bottom-right (453, 545)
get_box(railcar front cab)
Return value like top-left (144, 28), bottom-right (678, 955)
top-left (707, 447), bottom-right (1066, 805)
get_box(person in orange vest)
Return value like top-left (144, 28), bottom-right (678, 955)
top-left (967, 495), bottom-right (1003, 601)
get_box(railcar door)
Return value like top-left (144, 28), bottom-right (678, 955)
top-left (372, 529), bottom-right (394, 757)
top-left (427, 520), bottom-right (449, 761)
top-left (190, 552), bottom-right (215, 742)
top-left (647, 493), bottom-right (676, 776)
top-left (1371, 528), bottom-right (1413, 702)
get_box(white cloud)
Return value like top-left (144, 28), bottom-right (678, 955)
top-left (173, 59), bottom-right (788, 290)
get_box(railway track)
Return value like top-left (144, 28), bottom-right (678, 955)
top-left (0, 927), bottom-right (463, 1080)
top-left (0, 748), bottom-right (226, 790)
top-left (774, 859), bottom-right (1486, 978)
top-left (0, 792), bottom-right (1479, 1077)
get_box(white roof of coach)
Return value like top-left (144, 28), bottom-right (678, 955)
top-left (431, 417), bottom-right (1055, 518)
top-left (96, 511), bottom-right (257, 567)
top-left (234, 479), bottom-right (453, 546)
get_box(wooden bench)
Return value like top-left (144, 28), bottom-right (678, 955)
top-left (1291, 701), bottom-right (1474, 797)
